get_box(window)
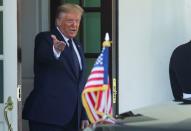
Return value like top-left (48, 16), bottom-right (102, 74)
top-left (50, 0), bottom-right (112, 77)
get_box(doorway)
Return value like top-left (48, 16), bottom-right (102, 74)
top-left (20, 0), bottom-right (50, 130)
top-left (20, 0), bottom-right (114, 131)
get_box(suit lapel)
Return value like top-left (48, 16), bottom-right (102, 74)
top-left (73, 39), bottom-right (86, 80)
top-left (73, 39), bottom-right (85, 68)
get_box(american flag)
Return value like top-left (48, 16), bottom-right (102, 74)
top-left (82, 47), bottom-right (113, 124)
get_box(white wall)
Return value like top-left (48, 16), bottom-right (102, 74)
top-left (119, 0), bottom-right (191, 113)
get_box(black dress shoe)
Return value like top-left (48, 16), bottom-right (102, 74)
top-left (182, 97), bottom-right (191, 104)
top-left (173, 99), bottom-right (182, 102)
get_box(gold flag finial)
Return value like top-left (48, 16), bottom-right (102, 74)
top-left (103, 33), bottom-right (111, 47)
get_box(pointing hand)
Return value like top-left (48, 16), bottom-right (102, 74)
top-left (51, 35), bottom-right (66, 52)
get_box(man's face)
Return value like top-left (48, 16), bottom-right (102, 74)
top-left (57, 12), bottom-right (81, 38)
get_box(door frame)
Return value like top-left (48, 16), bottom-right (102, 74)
top-left (17, 0), bottom-right (22, 130)
top-left (2, 0), bottom-right (18, 130)
top-left (111, 0), bottom-right (119, 117)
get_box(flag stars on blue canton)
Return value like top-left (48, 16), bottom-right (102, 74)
top-left (95, 54), bottom-right (103, 65)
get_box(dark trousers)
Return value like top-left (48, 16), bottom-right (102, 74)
top-left (29, 121), bottom-right (78, 131)
top-left (29, 108), bottom-right (79, 131)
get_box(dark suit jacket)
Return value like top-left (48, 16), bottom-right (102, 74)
top-left (22, 28), bottom-right (87, 127)
top-left (169, 41), bottom-right (191, 101)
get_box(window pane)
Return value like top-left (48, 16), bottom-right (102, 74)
top-left (85, 58), bottom-right (96, 78)
top-left (83, 13), bottom-right (101, 53)
top-left (0, 12), bottom-right (3, 54)
top-left (62, 0), bottom-right (79, 4)
top-left (84, 0), bottom-right (100, 7)
top-left (0, 61), bottom-right (3, 103)
top-left (0, 0), bottom-right (2, 6)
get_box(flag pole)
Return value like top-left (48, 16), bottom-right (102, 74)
top-left (102, 33), bottom-right (113, 122)
top-left (103, 32), bottom-right (110, 118)
top-left (103, 33), bottom-right (111, 47)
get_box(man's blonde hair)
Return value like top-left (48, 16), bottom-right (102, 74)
top-left (56, 3), bottom-right (84, 18)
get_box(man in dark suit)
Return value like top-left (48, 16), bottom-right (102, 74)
top-left (23, 3), bottom-right (89, 131)
top-left (169, 41), bottom-right (191, 104)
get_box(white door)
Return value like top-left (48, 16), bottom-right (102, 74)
top-left (0, 0), bottom-right (18, 131)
